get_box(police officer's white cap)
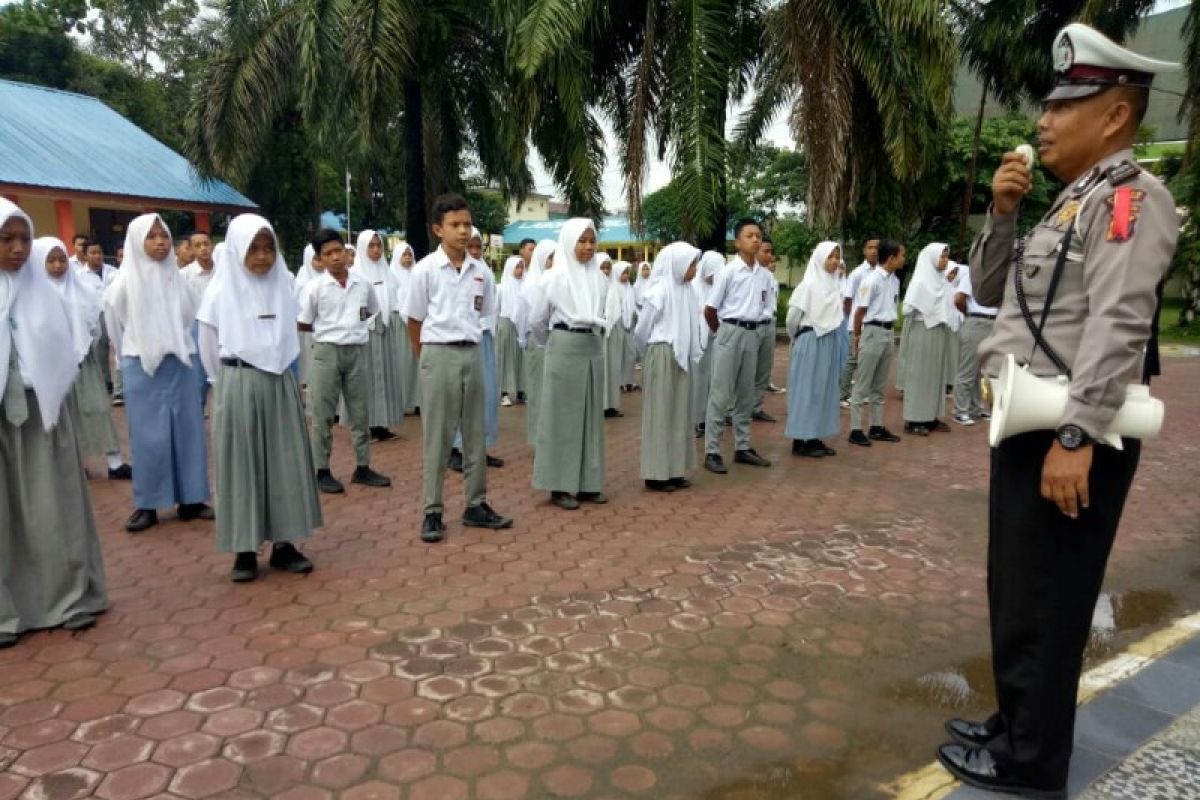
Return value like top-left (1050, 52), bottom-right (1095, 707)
top-left (1046, 23), bottom-right (1179, 102)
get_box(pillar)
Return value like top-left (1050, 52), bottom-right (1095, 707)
top-left (2, 194), bottom-right (17, 204)
top-left (54, 199), bottom-right (75, 246)
top-left (194, 212), bottom-right (211, 234)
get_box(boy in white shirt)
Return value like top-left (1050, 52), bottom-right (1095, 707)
top-left (847, 239), bottom-right (905, 446)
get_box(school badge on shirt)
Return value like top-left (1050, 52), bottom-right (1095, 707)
top-left (473, 295), bottom-right (483, 312)
top-left (1105, 187), bottom-right (1144, 243)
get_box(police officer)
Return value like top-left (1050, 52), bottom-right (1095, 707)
top-left (937, 24), bottom-right (1179, 798)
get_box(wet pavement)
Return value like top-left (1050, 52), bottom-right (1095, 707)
top-left (2, 348), bottom-right (1199, 800)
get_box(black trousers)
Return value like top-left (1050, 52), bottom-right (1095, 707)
top-left (985, 431), bottom-right (1141, 788)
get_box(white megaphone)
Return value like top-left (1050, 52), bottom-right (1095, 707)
top-left (988, 354), bottom-right (1164, 450)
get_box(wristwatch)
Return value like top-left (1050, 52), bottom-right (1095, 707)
top-left (1056, 424), bottom-right (1091, 451)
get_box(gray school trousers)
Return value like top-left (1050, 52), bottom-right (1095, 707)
top-left (419, 343), bottom-right (487, 515)
top-left (849, 324), bottom-right (894, 430)
top-left (705, 323), bottom-right (758, 454)
top-left (308, 341), bottom-right (370, 469)
top-left (954, 316), bottom-right (994, 416)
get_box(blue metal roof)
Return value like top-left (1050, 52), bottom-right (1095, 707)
top-left (0, 79), bottom-right (256, 209)
top-left (503, 216), bottom-right (646, 245)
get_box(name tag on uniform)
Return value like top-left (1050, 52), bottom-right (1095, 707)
top-left (257, 314), bottom-right (276, 320)
top-left (359, 306), bottom-right (369, 321)
top-left (473, 295), bottom-right (483, 312)
top-left (761, 290), bottom-right (767, 303)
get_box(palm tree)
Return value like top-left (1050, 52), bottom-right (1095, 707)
top-left (1176, 0), bottom-right (1200, 327)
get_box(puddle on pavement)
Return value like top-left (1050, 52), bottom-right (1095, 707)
top-left (704, 756), bottom-right (884, 800)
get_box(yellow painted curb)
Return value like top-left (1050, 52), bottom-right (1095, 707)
top-left (881, 609), bottom-right (1200, 799)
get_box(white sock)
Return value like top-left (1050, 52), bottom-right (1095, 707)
top-left (105, 452), bottom-right (123, 470)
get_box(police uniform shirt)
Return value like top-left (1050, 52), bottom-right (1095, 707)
top-left (857, 266), bottom-right (900, 323)
top-left (843, 261), bottom-right (875, 305)
top-left (404, 246), bottom-right (496, 344)
top-left (298, 270), bottom-right (379, 346)
top-left (970, 147), bottom-right (1178, 438)
top-left (706, 256), bottom-right (764, 322)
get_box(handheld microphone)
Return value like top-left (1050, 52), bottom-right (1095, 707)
top-left (1016, 144), bottom-right (1036, 170)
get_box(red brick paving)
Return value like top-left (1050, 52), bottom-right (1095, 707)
top-left (3, 348), bottom-right (1200, 799)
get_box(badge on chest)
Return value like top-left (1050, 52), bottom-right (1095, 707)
top-left (473, 295), bottom-right (483, 312)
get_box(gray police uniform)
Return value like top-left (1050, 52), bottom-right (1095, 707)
top-left (968, 149), bottom-right (1177, 788)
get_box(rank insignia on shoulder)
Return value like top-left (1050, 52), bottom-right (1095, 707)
top-left (1105, 187), bottom-right (1145, 243)
top-left (1073, 166), bottom-right (1102, 194)
top-left (1055, 199), bottom-right (1081, 228)
top-left (1105, 159), bottom-right (1141, 186)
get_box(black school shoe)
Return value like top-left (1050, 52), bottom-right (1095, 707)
top-left (421, 513), bottom-right (446, 543)
top-left (869, 426), bottom-right (901, 443)
top-left (751, 410), bottom-right (776, 423)
top-left (487, 454), bottom-right (505, 468)
top-left (352, 466), bottom-right (392, 487)
top-left (178, 503), bottom-right (215, 521)
top-left (551, 492), bottom-right (580, 510)
top-left (645, 479), bottom-right (675, 493)
top-left (577, 492), bottom-right (608, 504)
top-left (669, 477), bottom-right (691, 489)
top-left (848, 430), bottom-right (871, 447)
top-left (604, 408), bottom-right (624, 418)
top-left (126, 508), bottom-right (158, 532)
top-left (704, 454), bottom-right (728, 474)
top-left (0, 632), bottom-right (17, 649)
top-left (447, 449), bottom-right (464, 473)
top-left (929, 419), bottom-right (951, 433)
top-left (231, 552), bottom-right (258, 582)
top-left (108, 463), bottom-right (133, 480)
top-left (370, 426), bottom-right (398, 442)
top-left (936, 743), bottom-right (1065, 800)
top-left (904, 422), bottom-right (930, 436)
top-left (270, 542), bottom-right (313, 573)
top-left (316, 470), bottom-right (345, 494)
top-left (463, 502), bottom-right (514, 530)
top-left (945, 715), bottom-right (1003, 748)
top-left (694, 423), bottom-right (705, 439)
top-left (734, 449), bottom-right (771, 467)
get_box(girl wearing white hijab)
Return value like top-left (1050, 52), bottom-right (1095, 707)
top-left (496, 255), bottom-right (527, 406)
top-left (899, 242), bottom-right (957, 435)
top-left (105, 213), bottom-right (212, 533)
top-left (389, 242), bottom-right (420, 414)
top-left (690, 251), bottom-right (724, 436)
top-left (634, 242), bottom-right (703, 491)
top-left (198, 214), bottom-right (322, 583)
top-left (784, 242), bottom-right (849, 457)
top-left (0, 199), bottom-right (107, 646)
top-left (351, 229), bottom-right (405, 440)
top-left (632, 261), bottom-right (652, 309)
top-left (294, 243), bottom-right (319, 388)
top-left (36, 237), bottom-right (132, 480)
top-left (521, 239), bottom-right (557, 446)
top-left (528, 219), bottom-right (608, 509)
top-left (602, 261), bottom-right (637, 416)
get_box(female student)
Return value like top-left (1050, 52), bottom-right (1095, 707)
top-left (105, 213), bottom-right (212, 533)
top-left (0, 199), bottom-right (107, 646)
top-left (691, 251), bottom-right (724, 437)
top-left (899, 242), bottom-right (957, 436)
top-left (389, 242), bottom-right (420, 414)
top-left (352, 230), bottom-right (404, 441)
top-left (198, 214), bottom-right (322, 582)
top-left (496, 255), bottom-right (526, 407)
top-left (634, 242), bottom-right (703, 492)
top-left (529, 219), bottom-right (609, 510)
top-left (294, 244), bottom-right (319, 388)
top-left (35, 238), bottom-right (132, 480)
top-left (784, 242), bottom-right (848, 457)
top-left (603, 260), bottom-right (637, 417)
top-left (521, 239), bottom-right (557, 446)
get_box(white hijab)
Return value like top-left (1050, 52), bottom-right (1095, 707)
top-left (789, 241), bottom-right (846, 337)
top-left (196, 214), bottom-right (300, 375)
top-left (498, 255), bottom-right (526, 322)
top-left (642, 242), bottom-right (703, 370)
top-left (692, 251), bottom-right (724, 308)
top-left (353, 229), bottom-right (397, 321)
top-left (545, 218), bottom-right (606, 327)
top-left (295, 244), bottom-right (317, 289)
top-left (0, 200), bottom-right (80, 430)
top-left (388, 242), bottom-right (415, 317)
top-left (633, 261), bottom-right (652, 306)
top-left (105, 213), bottom-right (197, 375)
top-left (604, 261), bottom-right (636, 333)
top-left (35, 237), bottom-right (96, 364)
top-left (902, 242), bottom-right (953, 329)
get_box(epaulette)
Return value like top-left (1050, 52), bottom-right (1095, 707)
top-left (1071, 165), bottom-right (1103, 196)
top-left (1104, 159), bottom-right (1141, 186)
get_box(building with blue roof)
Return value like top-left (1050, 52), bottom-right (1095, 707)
top-left (0, 79), bottom-right (256, 251)
top-left (503, 216), bottom-right (658, 263)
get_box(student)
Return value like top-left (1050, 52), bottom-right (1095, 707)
top-left (521, 239), bottom-right (557, 446)
top-left (784, 242), bottom-right (847, 457)
top-left (76, 239), bottom-right (119, 399)
top-left (495, 255), bottom-right (526, 407)
top-left (389, 242), bottom-right (421, 414)
top-left (752, 237), bottom-right (780, 421)
top-left (35, 238), bottom-right (132, 480)
top-left (603, 260), bottom-right (637, 417)
top-left (633, 261), bottom-right (652, 310)
top-left (635, 242), bottom-right (702, 492)
top-left (69, 233), bottom-right (88, 271)
top-left (839, 239), bottom-right (879, 404)
top-left (528, 219), bottom-right (608, 509)
top-left (0, 199), bottom-right (108, 647)
top-left (174, 235), bottom-right (193, 271)
top-left (105, 214), bottom-right (213, 532)
top-left (351, 230), bottom-right (405, 441)
top-left (512, 239), bottom-right (535, 404)
top-left (197, 214), bottom-right (321, 582)
top-left (181, 231), bottom-right (218, 406)
top-left (115, 246), bottom-right (125, 267)
top-left (691, 250), bottom-right (724, 437)
top-left (951, 257), bottom-right (996, 425)
top-left (847, 239), bottom-right (905, 446)
top-left (899, 243), bottom-right (957, 436)
top-left (294, 244), bottom-right (319, 388)
top-left (702, 219), bottom-right (773, 474)
top-left (298, 229), bottom-right (391, 494)
top-left (403, 194), bottom-right (513, 541)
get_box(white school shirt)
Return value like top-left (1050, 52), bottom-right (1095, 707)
top-left (180, 261), bottom-right (216, 302)
top-left (954, 265), bottom-right (998, 317)
top-left (297, 270), bottom-right (379, 345)
top-left (76, 262), bottom-right (117, 297)
top-left (758, 267), bottom-right (780, 322)
top-left (843, 261), bottom-right (874, 305)
top-left (706, 256), bottom-right (764, 322)
top-left (857, 266), bottom-right (900, 324)
top-left (403, 246), bottom-right (496, 344)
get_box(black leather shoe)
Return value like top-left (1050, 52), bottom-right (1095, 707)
top-left (936, 743), bottom-right (1065, 799)
top-left (869, 426), bottom-right (901, 443)
top-left (270, 543), bottom-right (313, 574)
top-left (370, 426), bottom-right (398, 442)
top-left (486, 454), bottom-right (505, 468)
top-left (704, 453), bottom-right (727, 474)
top-left (447, 449), bottom-right (464, 473)
top-left (0, 632), bottom-right (17, 649)
top-left (669, 477), bottom-right (691, 489)
top-left (231, 552), bottom-right (258, 582)
top-left (930, 419), bottom-right (951, 433)
top-left (751, 410), bottom-right (776, 422)
top-left (62, 612), bottom-right (96, 631)
top-left (793, 439), bottom-right (825, 458)
top-left (421, 513), bottom-right (445, 543)
top-left (352, 466), bottom-right (392, 487)
top-left (813, 440), bottom-right (836, 456)
top-left (946, 716), bottom-right (1003, 748)
top-left (516, 392), bottom-right (527, 403)
top-left (645, 480), bottom-right (675, 493)
top-left (694, 423), bottom-right (705, 439)
top-left (463, 502), bottom-right (514, 529)
top-left (604, 408), bottom-right (624, 418)
top-left (904, 422), bottom-right (930, 436)
top-left (848, 429), bottom-right (871, 447)
top-left (734, 449), bottom-right (771, 467)
top-left (551, 492), bottom-right (580, 510)
top-left (178, 503), bottom-right (215, 521)
top-left (126, 508), bottom-right (158, 532)
top-left (107, 463), bottom-right (133, 480)
top-left (316, 470), bottom-right (345, 494)
top-left (577, 492), bottom-right (608, 504)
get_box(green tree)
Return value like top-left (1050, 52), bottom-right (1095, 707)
top-left (727, 144), bottom-right (808, 223)
top-left (642, 182), bottom-right (684, 244)
top-left (1174, 0), bottom-right (1200, 327)
top-left (464, 189), bottom-right (509, 238)
top-left (86, 0), bottom-right (200, 80)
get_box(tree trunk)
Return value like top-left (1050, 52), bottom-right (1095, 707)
top-left (698, 88), bottom-right (729, 253)
top-left (956, 82), bottom-right (989, 255)
top-left (403, 79), bottom-right (429, 255)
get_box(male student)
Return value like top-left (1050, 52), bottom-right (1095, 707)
top-left (404, 194), bottom-right (513, 543)
top-left (752, 236), bottom-right (781, 421)
top-left (174, 235), bottom-right (193, 270)
top-left (297, 229), bottom-right (392, 494)
top-left (847, 239), bottom-right (905, 446)
top-left (839, 239), bottom-right (879, 404)
top-left (181, 231), bottom-right (218, 405)
top-left (76, 240), bottom-right (120, 398)
top-left (702, 219), bottom-right (773, 474)
top-left (69, 234), bottom-right (88, 271)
